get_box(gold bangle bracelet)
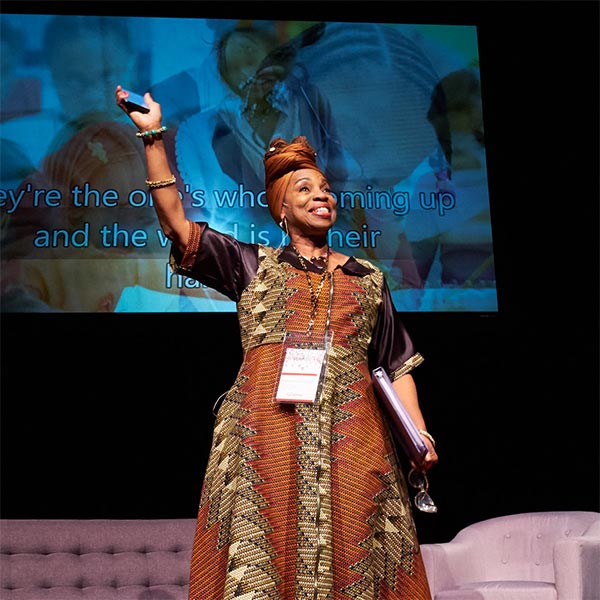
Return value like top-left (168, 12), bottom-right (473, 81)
top-left (145, 175), bottom-right (176, 189)
top-left (418, 429), bottom-right (436, 447)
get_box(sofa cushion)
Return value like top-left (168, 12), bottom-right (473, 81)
top-left (435, 580), bottom-right (557, 600)
top-left (0, 519), bottom-right (197, 600)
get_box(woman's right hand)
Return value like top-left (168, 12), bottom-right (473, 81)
top-left (115, 85), bottom-right (162, 133)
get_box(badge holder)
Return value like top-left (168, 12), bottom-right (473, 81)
top-left (274, 331), bottom-right (334, 404)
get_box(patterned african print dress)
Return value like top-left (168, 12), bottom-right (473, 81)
top-left (173, 223), bottom-right (432, 600)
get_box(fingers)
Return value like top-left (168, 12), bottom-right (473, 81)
top-left (422, 446), bottom-right (438, 471)
top-left (115, 85), bottom-right (127, 110)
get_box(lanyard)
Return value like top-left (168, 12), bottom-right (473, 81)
top-left (293, 246), bottom-right (333, 335)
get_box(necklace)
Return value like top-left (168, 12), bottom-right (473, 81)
top-left (294, 247), bottom-right (330, 270)
top-left (293, 245), bottom-right (330, 333)
top-left (308, 251), bottom-right (330, 270)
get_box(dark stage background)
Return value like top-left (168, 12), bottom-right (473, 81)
top-left (1, 1), bottom-right (598, 544)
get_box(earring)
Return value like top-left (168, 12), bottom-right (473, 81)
top-left (279, 217), bottom-right (289, 237)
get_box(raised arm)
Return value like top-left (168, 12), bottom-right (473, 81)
top-left (115, 85), bottom-right (189, 254)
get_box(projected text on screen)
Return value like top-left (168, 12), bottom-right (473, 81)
top-left (0, 14), bottom-right (497, 313)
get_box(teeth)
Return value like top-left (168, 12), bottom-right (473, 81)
top-left (313, 207), bottom-right (330, 215)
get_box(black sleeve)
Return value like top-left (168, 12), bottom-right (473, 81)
top-left (172, 223), bottom-right (259, 302)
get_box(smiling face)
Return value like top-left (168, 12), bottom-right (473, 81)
top-left (281, 168), bottom-right (337, 238)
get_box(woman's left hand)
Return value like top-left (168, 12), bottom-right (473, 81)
top-left (422, 441), bottom-right (438, 471)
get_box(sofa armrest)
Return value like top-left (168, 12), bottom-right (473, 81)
top-left (554, 535), bottom-right (600, 600)
top-left (420, 542), bottom-right (475, 596)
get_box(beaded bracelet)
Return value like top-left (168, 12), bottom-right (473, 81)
top-left (136, 126), bottom-right (168, 138)
top-left (418, 429), bottom-right (436, 447)
top-left (145, 175), bottom-right (176, 189)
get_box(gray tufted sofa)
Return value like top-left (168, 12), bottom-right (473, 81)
top-left (0, 519), bottom-right (197, 599)
top-left (2, 513), bottom-right (599, 599)
top-left (420, 511), bottom-right (600, 600)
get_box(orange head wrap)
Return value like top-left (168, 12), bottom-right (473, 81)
top-left (263, 136), bottom-right (323, 227)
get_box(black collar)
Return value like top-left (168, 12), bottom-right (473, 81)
top-left (277, 245), bottom-right (374, 276)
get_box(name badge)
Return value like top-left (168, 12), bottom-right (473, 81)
top-left (274, 331), bottom-right (333, 404)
